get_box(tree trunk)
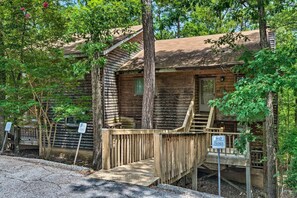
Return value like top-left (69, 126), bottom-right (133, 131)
top-left (262, 121), bottom-right (268, 196)
top-left (0, 19), bottom-right (4, 148)
top-left (257, 0), bottom-right (277, 196)
top-left (141, 0), bottom-right (155, 129)
top-left (266, 92), bottom-right (277, 198)
top-left (257, 0), bottom-right (269, 48)
top-left (0, 71), bottom-right (4, 148)
top-left (92, 63), bottom-right (103, 170)
top-left (177, 16), bottom-right (181, 38)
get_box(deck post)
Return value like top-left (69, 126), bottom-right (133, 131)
top-left (192, 164), bottom-right (198, 190)
top-left (154, 132), bottom-right (162, 180)
top-left (102, 129), bottom-right (111, 170)
top-left (246, 141), bottom-right (252, 198)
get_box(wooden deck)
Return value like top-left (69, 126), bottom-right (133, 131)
top-left (90, 158), bottom-right (159, 186)
top-left (98, 106), bottom-right (249, 188)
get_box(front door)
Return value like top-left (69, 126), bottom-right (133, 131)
top-left (199, 78), bottom-right (215, 112)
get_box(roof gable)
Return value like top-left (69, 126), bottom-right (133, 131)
top-left (63, 25), bottom-right (143, 57)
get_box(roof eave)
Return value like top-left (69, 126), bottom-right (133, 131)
top-left (117, 63), bottom-right (242, 74)
top-left (65, 28), bottom-right (143, 58)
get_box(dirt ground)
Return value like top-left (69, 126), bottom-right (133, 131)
top-left (177, 173), bottom-right (295, 198)
top-left (3, 149), bottom-right (93, 167)
top-left (192, 176), bottom-right (263, 198)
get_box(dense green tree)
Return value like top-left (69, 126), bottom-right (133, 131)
top-left (0, 0), bottom-right (86, 157)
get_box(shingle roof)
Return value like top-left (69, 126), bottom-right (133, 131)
top-left (120, 30), bottom-right (262, 71)
top-left (63, 25), bottom-right (143, 56)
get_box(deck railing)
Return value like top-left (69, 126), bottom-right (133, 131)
top-left (18, 127), bottom-right (39, 146)
top-left (206, 107), bottom-right (215, 128)
top-left (251, 150), bottom-right (264, 168)
top-left (174, 96), bottom-right (195, 132)
top-left (154, 131), bottom-right (207, 183)
top-left (102, 129), bottom-right (155, 169)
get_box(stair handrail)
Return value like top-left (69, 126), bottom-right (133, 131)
top-left (174, 96), bottom-right (195, 132)
top-left (206, 106), bottom-right (215, 129)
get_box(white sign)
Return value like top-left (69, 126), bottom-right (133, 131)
top-left (212, 135), bottom-right (226, 149)
top-left (78, 123), bottom-right (87, 134)
top-left (5, 122), bottom-right (12, 133)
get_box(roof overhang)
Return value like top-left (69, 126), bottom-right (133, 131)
top-left (64, 27), bottom-right (143, 58)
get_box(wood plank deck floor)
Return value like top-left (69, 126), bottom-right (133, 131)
top-left (90, 158), bottom-right (160, 187)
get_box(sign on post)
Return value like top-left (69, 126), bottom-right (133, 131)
top-left (78, 123), bottom-right (87, 134)
top-left (212, 135), bottom-right (226, 149)
top-left (212, 135), bottom-right (226, 197)
top-left (74, 123), bottom-right (87, 165)
top-left (5, 122), bottom-right (12, 133)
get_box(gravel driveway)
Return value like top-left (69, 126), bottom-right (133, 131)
top-left (0, 156), bottom-right (215, 198)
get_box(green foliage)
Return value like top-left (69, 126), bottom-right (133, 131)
top-left (211, 32), bottom-right (297, 124)
top-left (286, 153), bottom-right (297, 193)
top-left (54, 103), bottom-right (90, 123)
top-left (67, 0), bottom-right (141, 43)
top-left (0, 0), bottom-right (73, 123)
top-left (120, 42), bottom-right (140, 55)
top-left (0, 1), bottom-right (92, 157)
top-left (234, 129), bottom-right (257, 154)
top-left (154, 0), bottom-right (295, 39)
top-left (67, 0), bottom-right (141, 73)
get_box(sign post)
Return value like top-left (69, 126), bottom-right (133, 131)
top-left (212, 135), bottom-right (226, 197)
top-left (74, 123), bottom-right (87, 165)
top-left (1, 122), bottom-right (12, 154)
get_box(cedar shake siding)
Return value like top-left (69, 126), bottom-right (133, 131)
top-left (103, 33), bottom-right (143, 126)
top-left (118, 68), bottom-right (237, 129)
top-left (51, 27), bottom-right (143, 150)
top-left (53, 73), bottom-right (93, 150)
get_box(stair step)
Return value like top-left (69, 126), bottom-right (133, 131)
top-left (190, 129), bottom-right (204, 132)
top-left (190, 127), bottom-right (204, 130)
top-left (191, 126), bottom-right (206, 129)
top-left (191, 124), bottom-right (206, 127)
top-left (195, 114), bottom-right (209, 117)
top-left (192, 121), bottom-right (207, 124)
top-left (193, 117), bottom-right (208, 121)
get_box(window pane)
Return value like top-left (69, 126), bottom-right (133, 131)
top-left (134, 78), bottom-right (144, 95)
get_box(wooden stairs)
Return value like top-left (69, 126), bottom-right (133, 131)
top-left (189, 113), bottom-right (209, 133)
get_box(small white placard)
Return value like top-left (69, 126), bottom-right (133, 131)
top-left (5, 122), bottom-right (12, 133)
top-left (212, 135), bottom-right (226, 149)
top-left (78, 123), bottom-right (87, 134)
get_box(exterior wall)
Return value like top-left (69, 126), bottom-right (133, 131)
top-left (52, 32), bottom-right (143, 150)
top-left (118, 72), bottom-right (194, 129)
top-left (118, 68), bottom-right (237, 129)
top-left (53, 73), bottom-right (93, 150)
top-left (155, 72), bottom-right (193, 129)
top-left (103, 33), bottom-right (143, 126)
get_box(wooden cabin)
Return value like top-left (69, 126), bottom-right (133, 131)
top-left (20, 27), bottom-right (276, 190)
top-left (108, 30), bottom-right (276, 188)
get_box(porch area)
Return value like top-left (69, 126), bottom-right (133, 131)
top-left (92, 102), bottom-right (248, 188)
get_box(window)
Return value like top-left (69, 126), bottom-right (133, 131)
top-left (134, 78), bottom-right (144, 96)
top-left (65, 117), bottom-right (81, 128)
